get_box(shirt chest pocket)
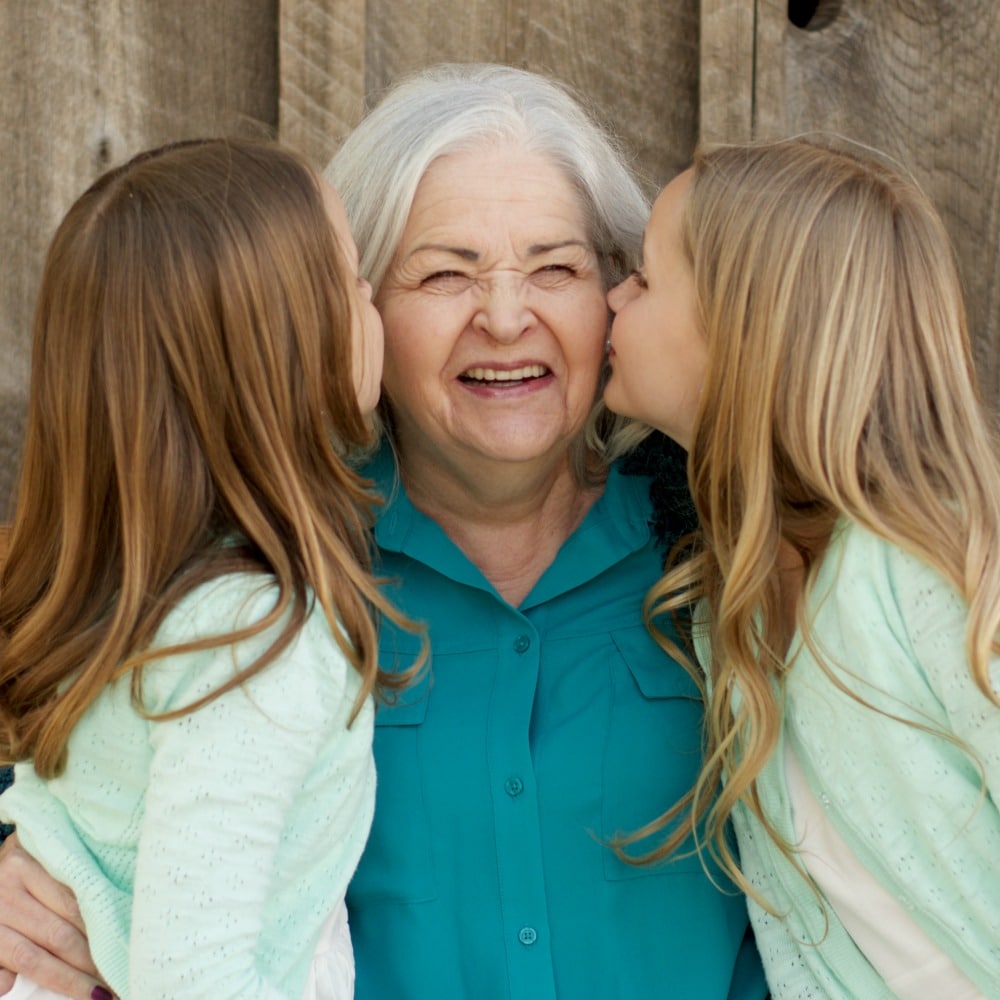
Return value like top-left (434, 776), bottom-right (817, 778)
top-left (602, 625), bottom-right (707, 880)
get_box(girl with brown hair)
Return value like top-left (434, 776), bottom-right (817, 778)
top-left (0, 137), bottom-right (421, 998)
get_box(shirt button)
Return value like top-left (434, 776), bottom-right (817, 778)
top-left (518, 926), bottom-right (537, 946)
top-left (513, 635), bottom-right (531, 653)
top-left (504, 776), bottom-right (524, 797)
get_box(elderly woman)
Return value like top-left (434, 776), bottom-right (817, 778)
top-left (0, 65), bottom-right (764, 999)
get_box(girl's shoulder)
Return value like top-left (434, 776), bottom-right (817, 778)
top-left (141, 573), bottom-right (355, 719)
top-left (817, 519), bottom-right (985, 698)
top-left (825, 518), bottom-right (948, 599)
top-left (156, 571), bottom-right (283, 646)
top-left (812, 519), bottom-right (964, 671)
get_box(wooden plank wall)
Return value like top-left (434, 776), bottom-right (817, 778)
top-left (702, 0), bottom-right (1000, 404)
top-left (279, 0), bottom-right (699, 195)
top-left (1, 0), bottom-right (996, 518)
top-left (0, 1), bottom-right (278, 519)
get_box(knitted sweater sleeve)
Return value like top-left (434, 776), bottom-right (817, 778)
top-left (732, 773), bottom-right (897, 1000)
top-left (127, 581), bottom-right (369, 999)
top-left (888, 541), bottom-right (1000, 798)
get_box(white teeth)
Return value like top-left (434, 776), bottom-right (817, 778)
top-left (462, 364), bottom-right (547, 381)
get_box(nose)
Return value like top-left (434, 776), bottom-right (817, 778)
top-left (606, 276), bottom-right (636, 313)
top-left (472, 273), bottom-right (534, 344)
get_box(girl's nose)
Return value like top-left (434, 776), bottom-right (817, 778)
top-left (606, 276), bottom-right (637, 313)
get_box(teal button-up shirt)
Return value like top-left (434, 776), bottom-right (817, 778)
top-left (349, 448), bottom-right (765, 999)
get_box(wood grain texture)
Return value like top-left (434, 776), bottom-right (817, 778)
top-left (362, 0), bottom-right (507, 95)
top-left (750, 0), bottom-right (1000, 401)
top-left (700, 0), bottom-right (756, 142)
top-left (4, 1), bottom-right (999, 522)
top-left (279, 0), bottom-right (366, 167)
top-left (516, 0), bottom-right (699, 189)
top-left (0, 0), bottom-right (278, 515)
top-left (351, 0), bottom-right (699, 191)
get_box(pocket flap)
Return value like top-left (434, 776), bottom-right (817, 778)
top-left (611, 626), bottom-right (701, 700)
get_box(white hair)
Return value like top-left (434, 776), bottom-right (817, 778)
top-left (325, 63), bottom-right (650, 295)
top-left (326, 62), bottom-right (654, 475)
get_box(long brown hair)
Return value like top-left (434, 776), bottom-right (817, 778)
top-left (0, 138), bottom-right (423, 778)
top-left (624, 137), bottom-right (1000, 899)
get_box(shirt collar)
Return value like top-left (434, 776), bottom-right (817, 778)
top-left (366, 441), bottom-right (653, 607)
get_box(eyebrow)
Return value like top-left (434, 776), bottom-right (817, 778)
top-left (405, 244), bottom-right (479, 262)
top-left (526, 239), bottom-right (591, 256)
top-left (403, 238), bottom-right (591, 263)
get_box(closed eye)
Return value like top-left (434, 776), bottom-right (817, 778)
top-left (425, 270), bottom-right (466, 281)
top-left (531, 263), bottom-right (578, 287)
top-left (629, 269), bottom-right (648, 290)
top-left (421, 270), bottom-right (474, 289)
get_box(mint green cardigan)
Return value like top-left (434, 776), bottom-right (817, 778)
top-left (0, 575), bottom-right (374, 999)
top-left (698, 520), bottom-right (1000, 998)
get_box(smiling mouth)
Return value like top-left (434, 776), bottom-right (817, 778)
top-left (458, 364), bottom-right (550, 386)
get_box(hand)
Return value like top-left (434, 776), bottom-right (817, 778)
top-left (0, 833), bottom-right (108, 999)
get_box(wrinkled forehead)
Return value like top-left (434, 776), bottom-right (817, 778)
top-left (422, 141), bottom-right (587, 207)
top-left (406, 141), bottom-right (602, 264)
top-left (404, 145), bottom-right (585, 236)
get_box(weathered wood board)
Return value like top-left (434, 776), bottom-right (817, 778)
top-left (280, 0), bottom-right (700, 190)
top-left (2, 1), bottom-right (997, 517)
top-left (0, 1), bottom-right (277, 517)
top-left (702, 0), bottom-right (1000, 403)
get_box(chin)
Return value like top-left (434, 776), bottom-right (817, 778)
top-left (600, 392), bottom-right (632, 421)
top-left (468, 428), bottom-right (576, 466)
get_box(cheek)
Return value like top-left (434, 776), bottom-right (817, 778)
top-left (627, 297), bottom-right (659, 344)
top-left (380, 350), bottom-right (413, 404)
top-left (609, 302), bottom-right (648, 369)
top-left (369, 322), bottom-right (385, 377)
top-left (566, 337), bottom-right (607, 409)
top-left (379, 308), bottom-right (425, 379)
top-left (378, 317), bottom-right (443, 424)
top-left (375, 327), bottom-right (406, 402)
top-left (561, 292), bottom-right (610, 362)
top-left (379, 293), bottom-right (464, 364)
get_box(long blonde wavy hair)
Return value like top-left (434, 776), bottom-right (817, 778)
top-left (629, 137), bottom-right (1000, 898)
top-left (0, 138), bottom-right (423, 779)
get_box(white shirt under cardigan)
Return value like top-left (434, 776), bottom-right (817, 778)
top-left (784, 743), bottom-right (984, 999)
top-left (695, 519), bottom-right (1000, 999)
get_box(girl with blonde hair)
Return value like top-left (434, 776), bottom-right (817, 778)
top-left (605, 137), bottom-right (1000, 998)
top-left (0, 137), bottom-right (422, 999)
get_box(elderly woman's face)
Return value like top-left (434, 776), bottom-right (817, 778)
top-left (376, 143), bottom-right (608, 472)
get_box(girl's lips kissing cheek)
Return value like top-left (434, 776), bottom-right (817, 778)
top-left (457, 364), bottom-right (552, 394)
